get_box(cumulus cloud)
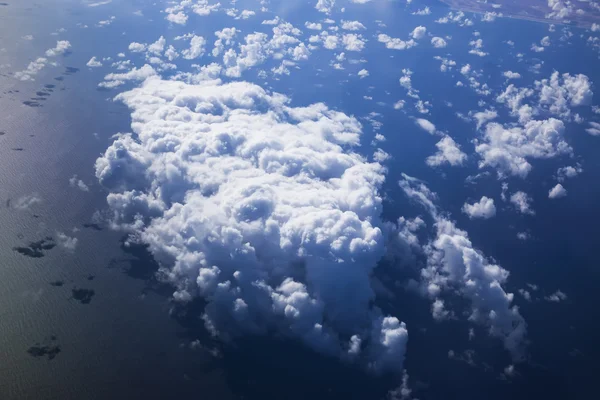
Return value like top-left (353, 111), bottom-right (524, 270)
top-left (45, 40), bottom-right (71, 57)
top-left (14, 40), bottom-right (72, 80)
top-left (98, 64), bottom-right (157, 88)
top-left (503, 71), bottom-right (521, 80)
top-left (462, 196), bottom-right (496, 219)
top-left (165, 0), bottom-right (220, 24)
top-left (342, 20), bottom-right (366, 31)
top-left (475, 118), bottom-right (570, 178)
top-left (472, 109), bottom-right (497, 130)
top-left (399, 175), bottom-right (527, 359)
top-left (57, 232), bottom-right (78, 252)
top-left (86, 56), bottom-right (103, 67)
top-left (510, 191), bottom-right (535, 215)
top-left (431, 37), bottom-right (447, 48)
top-left (166, 11), bottom-right (188, 25)
top-left (378, 34), bottom-right (416, 50)
top-left (128, 42), bottom-right (146, 53)
top-left (358, 69), bottom-right (369, 78)
top-left (557, 165), bottom-right (582, 181)
top-left (182, 35), bottom-right (207, 59)
top-left (342, 34), bottom-right (366, 51)
top-left (426, 136), bottom-right (467, 167)
top-left (536, 72), bottom-right (593, 118)
top-left (96, 77), bottom-right (408, 373)
top-left (410, 26), bottom-right (427, 40)
top-left (548, 183), bottom-right (567, 198)
top-left (14, 58), bottom-right (49, 81)
top-left (305, 22), bottom-right (322, 30)
top-left (316, 0), bottom-right (335, 13)
top-left (415, 118), bottom-right (436, 134)
top-left (214, 22), bottom-right (309, 78)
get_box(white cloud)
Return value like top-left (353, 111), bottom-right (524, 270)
top-left (14, 58), bottom-right (48, 81)
top-left (472, 109), bottom-right (497, 130)
top-left (236, 10), bottom-right (255, 20)
top-left (57, 232), bottom-right (78, 252)
top-left (316, 0), bottom-right (335, 13)
top-left (585, 121), bottom-right (600, 136)
top-left (14, 194), bottom-right (42, 210)
top-left (128, 42), bottom-right (147, 53)
top-left (557, 165), bottom-right (582, 181)
top-left (462, 196), bottom-right (496, 219)
top-left (435, 11), bottom-right (473, 26)
top-left (86, 56), bottom-right (103, 67)
top-left (342, 34), bottom-right (365, 51)
top-left (212, 27), bottom-right (238, 57)
top-left (45, 40), bottom-right (71, 57)
top-left (541, 36), bottom-right (551, 47)
top-left (469, 38), bottom-right (488, 56)
top-left (546, 0), bottom-right (573, 20)
top-left (503, 71), bottom-right (521, 80)
top-left (214, 23), bottom-right (309, 77)
top-left (545, 289), bottom-right (567, 302)
top-left (98, 64), bottom-right (157, 88)
top-left (342, 20), bottom-right (366, 31)
top-left (399, 175), bottom-right (527, 359)
top-left (305, 22), bottom-right (322, 30)
top-left (147, 36), bottom-right (166, 56)
top-left (378, 34), bottom-right (416, 50)
top-left (262, 17), bottom-right (281, 25)
top-left (431, 37), bottom-right (447, 48)
top-left (166, 11), bottom-right (188, 25)
top-left (182, 35), bottom-right (206, 59)
top-left (475, 119), bottom-right (570, 178)
top-left (410, 26), bottom-right (427, 40)
top-left (69, 175), bottom-right (90, 191)
top-left (96, 77), bottom-right (408, 373)
top-left (413, 7), bottom-right (431, 16)
top-left (415, 118), bottom-right (436, 134)
top-left (548, 183), bottom-right (567, 198)
top-left (426, 136), bottom-right (467, 167)
top-left (373, 148), bottom-right (390, 163)
top-left (510, 191), bottom-right (535, 215)
top-left (536, 72), bottom-right (593, 117)
top-left (358, 69), bottom-right (369, 78)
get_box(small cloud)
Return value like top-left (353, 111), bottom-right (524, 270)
top-left (548, 183), bottom-right (567, 199)
top-left (545, 290), bottom-right (567, 302)
top-left (462, 196), bottom-right (496, 219)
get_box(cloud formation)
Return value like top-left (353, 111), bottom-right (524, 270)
top-left (399, 175), bottom-right (527, 359)
top-left (462, 196), bottom-right (496, 219)
top-left (96, 77), bottom-right (408, 373)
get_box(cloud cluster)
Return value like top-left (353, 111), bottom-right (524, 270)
top-left (399, 175), bottom-right (527, 359)
top-left (475, 118), bottom-right (570, 178)
top-left (215, 22), bottom-right (312, 77)
top-left (165, 0), bottom-right (221, 25)
top-left (96, 77), bottom-right (408, 373)
top-left (14, 40), bottom-right (72, 81)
